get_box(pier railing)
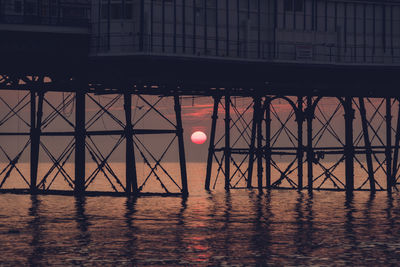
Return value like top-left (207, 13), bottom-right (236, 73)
top-left (90, 32), bottom-right (400, 65)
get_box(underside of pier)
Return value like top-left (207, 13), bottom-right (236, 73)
top-left (0, 52), bottom-right (400, 196)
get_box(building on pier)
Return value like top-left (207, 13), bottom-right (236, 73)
top-left (90, 0), bottom-right (400, 65)
top-left (0, 0), bottom-right (90, 74)
top-left (1, 0), bottom-right (399, 69)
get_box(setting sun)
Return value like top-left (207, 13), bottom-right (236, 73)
top-left (191, 131), bottom-right (207, 144)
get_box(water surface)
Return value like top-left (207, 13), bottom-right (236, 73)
top-left (1, 163), bottom-right (400, 266)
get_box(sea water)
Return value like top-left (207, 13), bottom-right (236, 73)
top-left (0, 162), bottom-right (400, 266)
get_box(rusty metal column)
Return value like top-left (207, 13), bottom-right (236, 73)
top-left (345, 97), bottom-right (354, 195)
top-left (359, 97), bottom-right (375, 192)
top-left (306, 96), bottom-right (313, 192)
top-left (297, 97), bottom-right (304, 190)
top-left (75, 90), bottom-right (86, 195)
top-left (256, 97), bottom-right (263, 190)
top-left (392, 100), bottom-right (400, 187)
top-left (386, 97), bottom-right (392, 192)
top-left (30, 91), bottom-right (43, 193)
top-left (124, 93), bottom-right (138, 195)
top-left (265, 99), bottom-right (271, 189)
top-left (174, 95), bottom-right (188, 196)
top-left (224, 95), bottom-right (231, 191)
top-left (30, 91), bottom-right (36, 191)
top-left (205, 96), bottom-right (220, 190)
top-left (247, 97), bottom-right (257, 188)
top-left (30, 91), bottom-right (36, 192)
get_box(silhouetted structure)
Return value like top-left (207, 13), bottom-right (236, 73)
top-left (1, 0), bottom-right (400, 196)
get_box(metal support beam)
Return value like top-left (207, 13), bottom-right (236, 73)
top-left (386, 97), bottom-right (392, 192)
top-left (345, 97), bottom-right (354, 195)
top-left (359, 97), bottom-right (375, 192)
top-left (256, 97), bottom-right (263, 190)
top-left (297, 96), bottom-right (304, 190)
top-left (265, 99), bottom-right (271, 189)
top-left (74, 90), bottom-right (86, 195)
top-left (392, 100), bottom-right (400, 185)
top-left (225, 95), bottom-right (231, 191)
top-left (205, 96), bottom-right (220, 190)
top-left (124, 93), bottom-right (138, 195)
top-left (30, 91), bottom-right (36, 192)
top-left (247, 97), bottom-right (257, 188)
top-left (30, 91), bottom-right (44, 193)
top-left (306, 96), bottom-right (313, 192)
top-left (174, 95), bottom-right (188, 196)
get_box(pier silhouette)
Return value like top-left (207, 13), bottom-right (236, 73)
top-left (1, 0), bottom-right (400, 196)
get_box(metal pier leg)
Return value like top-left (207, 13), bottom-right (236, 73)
top-left (174, 95), bottom-right (188, 196)
top-left (30, 91), bottom-right (36, 192)
top-left (306, 96), bottom-right (313, 192)
top-left (247, 98), bottom-right (257, 188)
top-left (345, 97), bottom-right (354, 195)
top-left (392, 100), bottom-right (400, 187)
top-left (224, 95), bottom-right (231, 191)
top-left (74, 90), bottom-right (86, 195)
top-left (359, 97), bottom-right (375, 192)
top-left (205, 96), bottom-right (220, 190)
top-left (30, 92), bottom-right (36, 192)
top-left (30, 91), bottom-right (44, 193)
top-left (297, 96), bottom-right (304, 190)
top-left (124, 93), bottom-right (138, 196)
top-left (386, 97), bottom-right (392, 192)
top-left (265, 99), bottom-right (271, 189)
top-left (256, 97), bottom-right (263, 190)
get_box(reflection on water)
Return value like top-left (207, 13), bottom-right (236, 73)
top-left (28, 195), bottom-right (43, 267)
top-left (1, 186), bottom-right (400, 265)
top-left (73, 196), bottom-right (91, 265)
top-left (124, 197), bottom-right (137, 265)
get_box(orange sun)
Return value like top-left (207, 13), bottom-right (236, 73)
top-left (191, 131), bottom-right (207, 144)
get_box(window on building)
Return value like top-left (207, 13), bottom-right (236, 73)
top-left (25, 1), bottom-right (36, 14)
top-left (50, 5), bottom-right (58, 17)
top-left (284, 0), bottom-right (304, 12)
top-left (62, 7), bottom-right (87, 18)
top-left (125, 3), bottom-right (132, 19)
top-left (294, 0), bottom-right (304, 12)
top-left (101, 1), bottom-right (133, 20)
top-left (14, 0), bottom-right (22, 13)
top-left (110, 3), bottom-right (122, 19)
top-left (101, 3), bottom-right (108, 19)
top-left (284, 0), bottom-right (293, 11)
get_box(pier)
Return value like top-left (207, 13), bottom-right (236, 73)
top-left (1, 0), bottom-right (400, 196)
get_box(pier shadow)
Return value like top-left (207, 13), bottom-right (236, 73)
top-left (178, 197), bottom-right (188, 225)
top-left (124, 196), bottom-right (138, 265)
top-left (222, 192), bottom-right (232, 229)
top-left (363, 193), bottom-right (376, 229)
top-left (293, 192), bottom-right (315, 261)
top-left (27, 195), bottom-right (45, 267)
top-left (344, 193), bottom-right (357, 255)
top-left (384, 194), bottom-right (394, 236)
top-left (174, 197), bottom-right (188, 263)
top-left (203, 191), bottom-right (233, 264)
top-left (249, 190), bottom-right (273, 266)
top-left (221, 192), bottom-right (233, 262)
top-left (383, 194), bottom-right (395, 263)
top-left (74, 196), bottom-right (91, 261)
